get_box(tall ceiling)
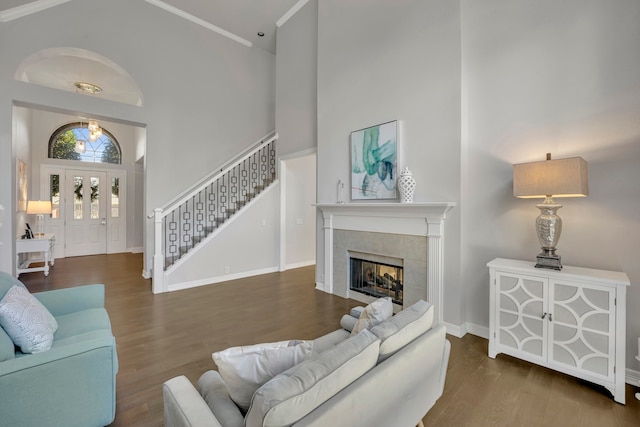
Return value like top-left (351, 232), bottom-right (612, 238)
top-left (2, 0), bottom-right (306, 105)
top-left (0, 0), bottom-right (305, 54)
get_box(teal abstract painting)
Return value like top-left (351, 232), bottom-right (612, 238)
top-left (351, 120), bottom-right (397, 200)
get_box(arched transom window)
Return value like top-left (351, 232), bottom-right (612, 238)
top-left (49, 122), bottom-right (121, 164)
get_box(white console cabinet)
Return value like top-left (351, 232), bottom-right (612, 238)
top-left (487, 258), bottom-right (629, 404)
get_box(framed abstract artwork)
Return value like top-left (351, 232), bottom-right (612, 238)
top-left (350, 120), bottom-right (398, 200)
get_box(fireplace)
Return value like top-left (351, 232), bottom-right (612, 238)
top-left (350, 255), bottom-right (403, 305)
top-left (316, 202), bottom-right (455, 325)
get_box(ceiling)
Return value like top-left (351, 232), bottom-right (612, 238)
top-left (0, 0), bottom-right (305, 54)
top-left (2, 0), bottom-right (306, 104)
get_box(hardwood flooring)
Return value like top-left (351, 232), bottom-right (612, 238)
top-left (20, 253), bottom-right (640, 427)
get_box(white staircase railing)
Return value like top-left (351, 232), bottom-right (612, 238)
top-left (152, 131), bottom-right (277, 293)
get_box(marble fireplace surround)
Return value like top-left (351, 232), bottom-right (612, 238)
top-left (316, 203), bottom-right (455, 325)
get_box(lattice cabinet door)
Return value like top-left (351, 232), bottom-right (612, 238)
top-left (549, 279), bottom-right (616, 382)
top-left (492, 271), bottom-right (547, 365)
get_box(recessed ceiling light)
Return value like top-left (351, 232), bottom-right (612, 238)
top-left (74, 81), bottom-right (103, 94)
top-left (257, 32), bottom-right (265, 37)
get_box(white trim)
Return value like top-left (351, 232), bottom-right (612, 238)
top-left (276, 0), bottom-right (311, 28)
top-left (279, 159), bottom-right (287, 272)
top-left (443, 322), bottom-right (465, 339)
top-left (283, 260), bottom-right (315, 271)
top-left (465, 322), bottom-right (490, 339)
top-left (144, 0), bottom-right (252, 48)
top-left (168, 266), bottom-right (279, 292)
top-left (0, 0), bottom-right (71, 22)
top-left (315, 281), bottom-right (325, 292)
top-left (129, 247), bottom-right (144, 254)
top-left (142, 269), bottom-right (152, 279)
top-left (626, 368), bottom-right (640, 386)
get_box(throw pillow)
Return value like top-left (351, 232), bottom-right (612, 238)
top-left (212, 339), bottom-right (312, 411)
top-left (370, 299), bottom-right (434, 361)
top-left (0, 285), bottom-right (58, 353)
top-left (245, 329), bottom-right (380, 427)
top-left (350, 297), bottom-right (393, 336)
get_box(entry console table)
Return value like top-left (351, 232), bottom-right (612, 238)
top-left (488, 258), bottom-right (629, 404)
top-left (16, 234), bottom-right (55, 277)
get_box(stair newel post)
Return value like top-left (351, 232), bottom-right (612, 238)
top-left (152, 207), bottom-right (166, 294)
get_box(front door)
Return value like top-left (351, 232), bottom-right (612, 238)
top-left (65, 170), bottom-right (107, 257)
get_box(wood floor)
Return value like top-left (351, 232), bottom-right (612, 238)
top-left (20, 253), bottom-right (640, 427)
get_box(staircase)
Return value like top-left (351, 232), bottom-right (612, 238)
top-left (152, 132), bottom-right (277, 293)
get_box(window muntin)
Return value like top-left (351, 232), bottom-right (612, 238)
top-left (49, 122), bottom-right (121, 164)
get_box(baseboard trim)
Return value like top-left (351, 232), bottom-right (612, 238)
top-left (315, 281), bottom-right (325, 292)
top-left (442, 321), bottom-right (489, 339)
top-left (129, 247), bottom-right (144, 254)
top-left (142, 270), bottom-right (151, 279)
top-left (626, 368), bottom-right (640, 386)
top-left (167, 266), bottom-right (279, 292)
top-left (282, 260), bottom-right (315, 271)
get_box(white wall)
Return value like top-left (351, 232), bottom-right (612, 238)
top-left (276, 0), bottom-right (318, 272)
top-left (0, 0), bottom-right (276, 275)
top-left (13, 107), bottom-right (31, 240)
top-left (275, 0), bottom-right (318, 157)
top-left (316, 0), bottom-right (463, 324)
top-left (25, 109), bottom-right (142, 252)
top-left (460, 0), bottom-right (640, 369)
top-left (166, 184), bottom-right (280, 288)
top-left (282, 154), bottom-right (316, 269)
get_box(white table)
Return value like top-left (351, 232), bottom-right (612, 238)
top-left (16, 234), bottom-right (55, 277)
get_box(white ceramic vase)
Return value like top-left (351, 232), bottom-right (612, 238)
top-left (398, 167), bottom-right (416, 203)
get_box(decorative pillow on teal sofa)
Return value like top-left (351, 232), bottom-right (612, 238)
top-left (0, 285), bottom-right (58, 353)
top-left (0, 272), bottom-right (28, 360)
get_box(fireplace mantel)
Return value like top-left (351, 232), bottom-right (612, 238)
top-left (316, 202), bottom-right (455, 237)
top-left (316, 202), bottom-right (455, 325)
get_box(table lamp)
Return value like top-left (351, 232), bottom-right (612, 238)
top-left (26, 200), bottom-right (52, 238)
top-left (513, 153), bottom-right (588, 270)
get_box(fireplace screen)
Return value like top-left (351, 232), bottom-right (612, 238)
top-left (350, 257), bottom-right (403, 305)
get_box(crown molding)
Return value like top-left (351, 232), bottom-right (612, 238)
top-left (144, 0), bottom-right (252, 48)
top-left (0, 0), bottom-right (71, 23)
top-left (276, 0), bottom-right (310, 28)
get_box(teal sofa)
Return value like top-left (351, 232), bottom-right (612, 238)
top-left (0, 272), bottom-right (118, 427)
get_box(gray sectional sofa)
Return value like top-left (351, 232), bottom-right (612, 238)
top-left (163, 299), bottom-right (450, 427)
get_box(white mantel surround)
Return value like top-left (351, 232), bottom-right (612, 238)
top-left (316, 202), bottom-right (455, 325)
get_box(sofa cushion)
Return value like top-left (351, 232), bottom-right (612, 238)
top-left (212, 340), bottom-right (312, 411)
top-left (54, 308), bottom-right (112, 340)
top-left (0, 285), bottom-right (58, 353)
top-left (0, 272), bottom-right (27, 300)
top-left (370, 299), bottom-right (434, 362)
top-left (350, 297), bottom-right (393, 336)
top-left (0, 325), bottom-right (15, 362)
top-left (246, 329), bottom-right (380, 427)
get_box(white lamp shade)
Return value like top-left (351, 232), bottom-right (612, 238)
top-left (26, 200), bottom-right (52, 215)
top-left (513, 156), bottom-right (588, 198)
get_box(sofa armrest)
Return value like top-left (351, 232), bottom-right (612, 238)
top-left (34, 284), bottom-right (105, 316)
top-left (0, 331), bottom-right (117, 427)
top-left (164, 376), bottom-right (224, 427)
top-left (0, 330), bottom-right (116, 376)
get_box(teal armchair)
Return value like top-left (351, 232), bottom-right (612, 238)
top-left (0, 272), bottom-right (118, 427)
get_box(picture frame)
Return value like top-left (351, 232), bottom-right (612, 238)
top-left (350, 120), bottom-right (398, 200)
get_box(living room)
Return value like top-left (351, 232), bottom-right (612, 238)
top-left (0, 0), bottom-right (638, 425)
